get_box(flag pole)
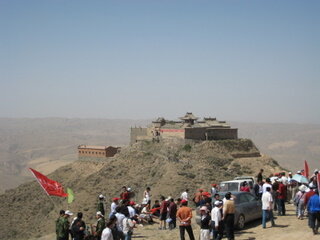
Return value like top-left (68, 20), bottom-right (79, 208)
top-left (29, 168), bottom-right (57, 209)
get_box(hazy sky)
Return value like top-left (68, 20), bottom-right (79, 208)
top-left (1, 0), bottom-right (319, 123)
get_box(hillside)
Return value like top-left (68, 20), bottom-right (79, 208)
top-left (0, 138), bottom-right (283, 240)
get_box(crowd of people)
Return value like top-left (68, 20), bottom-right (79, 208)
top-left (255, 169), bottom-right (320, 235)
top-left (55, 170), bottom-right (320, 240)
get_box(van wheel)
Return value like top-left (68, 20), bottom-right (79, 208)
top-left (237, 214), bottom-right (245, 229)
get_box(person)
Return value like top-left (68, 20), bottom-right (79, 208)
top-left (159, 196), bottom-right (169, 230)
top-left (94, 211), bottom-right (105, 240)
top-left (276, 179), bottom-right (287, 216)
top-left (253, 181), bottom-right (263, 199)
top-left (176, 200), bottom-right (195, 240)
top-left (181, 189), bottom-right (189, 201)
top-left (211, 201), bottom-right (223, 240)
top-left (223, 192), bottom-right (235, 240)
top-left (142, 187), bottom-right (151, 204)
top-left (257, 169), bottom-right (264, 183)
top-left (56, 210), bottom-right (65, 240)
top-left (139, 203), bottom-right (154, 224)
top-left (199, 206), bottom-right (210, 240)
top-left (307, 190), bottom-right (320, 235)
top-left (115, 207), bottom-right (125, 240)
top-left (97, 194), bottom-right (106, 217)
top-left (262, 187), bottom-right (275, 228)
top-left (122, 216), bottom-right (135, 240)
top-left (71, 212), bottom-right (86, 240)
top-left (119, 199), bottom-right (130, 218)
top-left (168, 198), bottom-right (177, 229)
top-left (294, 185), bottom-right (307, 219)
top-left (151, 200), bottom-right (161, 217)
top-left (272, 178), bottom-right (279, 211)
top-left (211, 184), bottom-right (218, 196)
top-left (128, 201), bottom-right (136, 218)
top-left (280, 172), bottom-right (288, 185)
top-left (194, 189), bottom-right (203, 207)
top-left (57, 210), bottom-right (73, 240)
top-left (110, 198), bottom-right (119, 217)
top-left (120, 186), bottom-right (130, 200)
top-left (240, 181), bottom-right (250, 192)
top-left (101, 220), bottom-right (115, 240)
top-left (262, 178), bottom-right (272, 193)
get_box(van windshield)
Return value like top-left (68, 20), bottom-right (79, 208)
top-left (220, 182), bottom-right (239, 192)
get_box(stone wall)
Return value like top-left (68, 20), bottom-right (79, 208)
top-left (130, 127), bottom-right (148, 144)
top-left (206, 128), bottom-right (238, 140)
top-left (185, 127), bottom-right (238, 140)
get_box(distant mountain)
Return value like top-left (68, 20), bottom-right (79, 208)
top-left (0, 118), bottom-right (148, 192)
top-left (0, 118), bottom-right (319, 192)
top-left (233, 122), bottom-right (320, 172)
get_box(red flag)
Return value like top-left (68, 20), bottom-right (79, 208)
top-left (29, 168), bottom-right (68, 197)
top-left (304, 160), bottom-right (309, 179)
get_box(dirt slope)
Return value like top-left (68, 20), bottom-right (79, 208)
top-left (0, 138), bottom-right (283, 240)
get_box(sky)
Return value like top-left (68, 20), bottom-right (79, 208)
top-left (0, 0), bottom-right (319, 123)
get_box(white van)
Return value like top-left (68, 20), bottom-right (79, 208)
top-left (219, 177), bottom-right (255, 193)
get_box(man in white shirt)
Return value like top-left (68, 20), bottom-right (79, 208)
top-left (262, 178), bottom-right (272, 193)
top-left (115, 207), bottom-right (125, 239)
top-left (181, 189), bottom-right (189, 201)
top-left (128, 201), bottom-right (136, 218)
top-left (262, 187), bottom-right (275, 228)
top-left (110, 198), bottom-right (119, 218)
top-left (122, 216), bottom-right (135, 240)
top-left (211, 201), bottom-right (223, 240)
top-left (101, 221), bottom-right (115, 240)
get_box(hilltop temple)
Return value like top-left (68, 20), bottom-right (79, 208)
top-left (130, 112), bottom-right (238, 144)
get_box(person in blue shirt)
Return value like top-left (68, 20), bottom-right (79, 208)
top-left (307, 191), bottom-right (320, 235)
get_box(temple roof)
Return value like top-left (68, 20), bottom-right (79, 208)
top-left (179, 112), bottom-right (199, 121)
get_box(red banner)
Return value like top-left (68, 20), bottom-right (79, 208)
top-left (303, 160), bottom-right (309, 179)
top-left (160, 129), bottom-right (185, 133)
top-left (29, 168), bottom-right (68, 197)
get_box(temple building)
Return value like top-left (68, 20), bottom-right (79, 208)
top-left (78, 145), bottom-right (120, 159)
top-left (130, 112), bottom-right (238, 144)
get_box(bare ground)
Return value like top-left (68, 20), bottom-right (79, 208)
top-left (131, 204), bottom-right (317, 240)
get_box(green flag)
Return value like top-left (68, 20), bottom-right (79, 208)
top-left (67, 188), bottom-right (74, 204)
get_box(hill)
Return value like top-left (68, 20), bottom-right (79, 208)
top-left (0, 138), bottom-right (283, 240)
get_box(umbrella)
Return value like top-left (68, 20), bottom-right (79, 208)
top-left (292, 174), bottom-right (309, 184)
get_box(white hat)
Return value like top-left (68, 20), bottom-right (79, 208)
top-left (65, 210), bottom-right (73, 216)
top-left (214, 201), bottom-right (221, 206)
top-left (288, 172), bottom-right (292, 174)
top-left (297, 170), bottom-right (301, 174)
top-left (299, 185), bottom-right (307, 192)
top-left (99, 194), bottom-right (105, 199)
top-left (96, 211), bottom-right (104, 217)
top-left (166, 196), bottom-right (172, 201)
top-left (314, 169), bottom-right (319, 173)
top-left (127, 187), bottom-right (132, 192)
top-left (200, 206), bottom-right (208, 212)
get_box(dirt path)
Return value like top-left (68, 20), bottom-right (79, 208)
top-left (131, 204), bottom-right (318, 240)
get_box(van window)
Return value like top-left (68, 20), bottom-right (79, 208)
top-left (220, 182), bottom-right (239, 192)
